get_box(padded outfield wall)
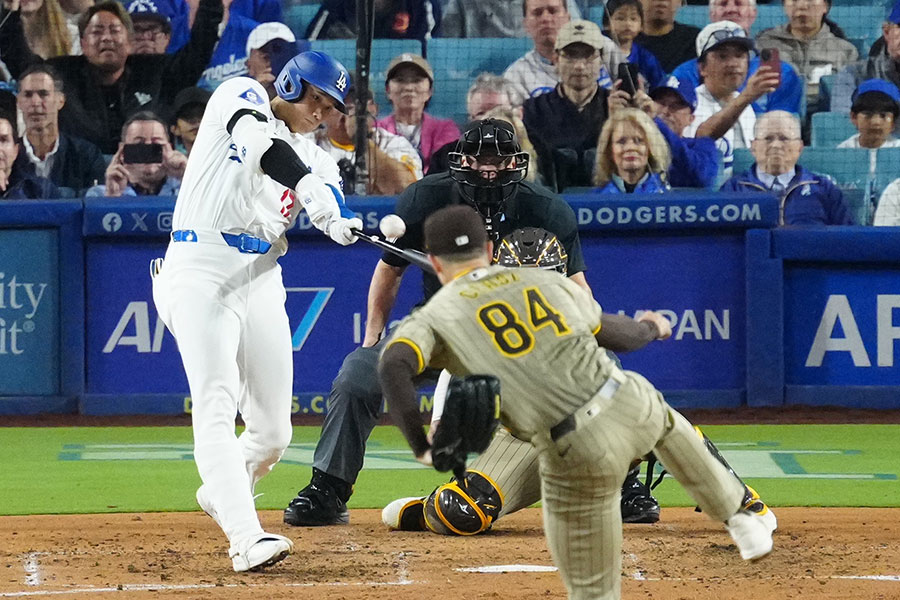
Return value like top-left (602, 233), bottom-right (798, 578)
top-left (0, 193), bottom-right (898, 415)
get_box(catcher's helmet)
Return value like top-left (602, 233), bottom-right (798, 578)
top-left (493, 227), bottom-right (568, 274)
top-left (448, 119), bottom-right (529, 233)
top-left (275, 51), bottom-right (350, 113)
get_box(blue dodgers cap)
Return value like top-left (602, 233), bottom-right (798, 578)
top-left (125, 0), bottom-right (180, 28)
top-left (650, 76), bottom-right (698, 112)
top-left (889, 0), bottom-right (900, 24)
top-left (852, 78), bottom-right (900, 105)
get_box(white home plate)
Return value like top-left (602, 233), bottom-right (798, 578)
top-left (457, 565), bottom-right (558, 573)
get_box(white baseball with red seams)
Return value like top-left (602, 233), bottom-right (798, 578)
top-left (379, 214), bottom-right (407, 240)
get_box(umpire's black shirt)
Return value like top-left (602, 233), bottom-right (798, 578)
top-left (382, 172), bottom-right (586, 301)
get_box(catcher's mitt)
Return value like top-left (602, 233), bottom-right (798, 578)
top-left (430, 375), bottom-right (501, 475)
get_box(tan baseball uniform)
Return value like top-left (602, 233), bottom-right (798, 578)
top-left (387, 265), bottom-right (746, 599)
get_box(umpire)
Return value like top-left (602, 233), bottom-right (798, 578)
top-left (283, 118), bottom-right (656, 525)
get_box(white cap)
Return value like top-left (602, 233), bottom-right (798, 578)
top-left (695, 20), bottom-right (754, 58)
top-left (246, 22), bottom-right (296, 57)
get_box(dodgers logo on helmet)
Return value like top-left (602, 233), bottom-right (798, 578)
top-left (335, 71), bottom-right (348, 93)
top-left (275, 51), bottom-right (350, 113)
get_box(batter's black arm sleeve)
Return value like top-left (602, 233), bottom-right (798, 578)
top-left (259, 138), bottom-right (312, 189)
top-left (378, 343), bottom-right (430, 457)
top-left (595, 313), bottom-right (661, 352)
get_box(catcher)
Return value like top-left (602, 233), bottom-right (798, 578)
top-left (382, 227), bottom-right (773, 536)
top-left (378, 205), bottom-right (777, 599)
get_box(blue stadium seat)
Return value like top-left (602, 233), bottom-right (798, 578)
top-left (309, 39), bottom-right (423, 114)
top-left (283, 3), bottom-right (320, 38)
top-left (425, 38), bottom-right (532, 124)
top-left (829, 6), bottom-right (884, 51)
top-left (811, 112), bottom-right (857, 147)
top-left (729, 147), bottom-right (870, 186)
top-left (817, 74), bottom-right (835, 113)
top-left (732, 148), bottom-right (755, 176)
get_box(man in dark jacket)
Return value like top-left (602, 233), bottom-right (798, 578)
top-left (0, 0), bottom-right (222, 154)
top-left (720, 111), bottom-right (854, 225)
top-left (13, 64), bottom-right (106, 196)
top-left (0, 113), bottom-right (59, 200)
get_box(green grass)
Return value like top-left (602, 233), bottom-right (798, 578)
top-left (2, 424), bottom-right (898, 515)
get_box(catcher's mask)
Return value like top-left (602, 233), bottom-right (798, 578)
top-left (493, 227), bottom-right (568, 274)
top-left (449, 118), bottom-right (529, 238)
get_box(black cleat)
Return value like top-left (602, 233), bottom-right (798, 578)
top-left (284, 470), bottom-right (351, 526)
top-left (621, 466), bottom-right (660, 524)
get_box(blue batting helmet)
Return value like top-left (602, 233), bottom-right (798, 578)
top-left (275, 51), bottom-right (350, 113)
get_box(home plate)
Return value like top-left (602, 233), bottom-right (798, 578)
top-left (457, 565), bottom-right (558, 573)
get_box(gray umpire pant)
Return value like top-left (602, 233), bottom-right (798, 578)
top-left (312, 340), bottom-right (439, 484)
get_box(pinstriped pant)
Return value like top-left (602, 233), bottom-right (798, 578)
top-left (532, 370), bottom-right (745, 600)
top-left (467, 427), bottom-right (542, 518)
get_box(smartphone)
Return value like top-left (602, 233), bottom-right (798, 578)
top-left (122, 143), bottom-right (163, 164)
top-left (617, 62), bottom-right (640, 98)
top-left (759, 48), bottom-right (782, 87)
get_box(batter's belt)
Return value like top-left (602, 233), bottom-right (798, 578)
top-left (549, 371), bottom-right (626, 442)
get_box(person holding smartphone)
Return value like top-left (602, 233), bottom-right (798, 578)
top-left (86, 111), bottom-right (187, 197)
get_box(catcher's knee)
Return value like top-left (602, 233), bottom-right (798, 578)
top-left (423, 470), bottom-right (503, 535)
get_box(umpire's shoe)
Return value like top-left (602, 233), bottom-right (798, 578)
top-left (284, 468), bottom-right (351, 526)
top-left (621, 466), bottom-right (661, 523)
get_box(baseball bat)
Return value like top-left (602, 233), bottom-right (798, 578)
top-left (351, 229), bottom-right (436, 274)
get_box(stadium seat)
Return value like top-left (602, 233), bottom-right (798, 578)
top-left (811, 112), bottom-right (857, 147)
top-left (283, 3), bottom-right (320, 38)
top-left (817, 74), bottom-right (835, 113)
top-left (425, 38), bottom-right (532, 124)
top-left (309, 39), bottom-right (423, 115)
top-left (732, 148), bottom-right (755, 176)
top-left (829, 6), bottom-right (884, 51)
top-left (800, 147), bottom-right (871, 189)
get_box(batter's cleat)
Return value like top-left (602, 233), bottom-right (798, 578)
top-left (196, 485), bottom-right (222, 528)
top-left (382, 497), bottom-right (427, 531)
top-left (230, 532), bottom-right (293, 572)
top-left (726, 508), bottom-right (777, 561)
top-left (621, 468), bottom-right (660, 524)
top-left (284, 474), bottom-right (350, 526)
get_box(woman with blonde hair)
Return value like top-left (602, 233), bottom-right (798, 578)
top-left (594, 108), bottom-right (671, 194)
top-left (20, 0), bottom-right (76, 58)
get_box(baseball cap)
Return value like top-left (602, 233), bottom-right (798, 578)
top-left (650, 76), bottom-right (698, 112)
top-left (889, 0), bottom-right (900, 25)
top-left (386, 53), bottom-right (434, 83)
top-left (695, 21), bottom-right (754, 58)
top-left (125, 0), bottom-right (175, 31)
top-left (424, 205), bottom-right (488, 257)
top-left (852, 78), bottom-right (900, 104)
top-left (555, 19), bottom-right (606, 51)
top-left (172, 86), bottom-right (211, 119)
top-left (246, 22), bottom-right (296, 57)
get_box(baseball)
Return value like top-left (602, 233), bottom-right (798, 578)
top-left (379, 214), bottom-right (407, 239)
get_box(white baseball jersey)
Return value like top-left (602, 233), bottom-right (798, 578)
top-left (683, 84), bottom-right (755, 178)
top-left (173, 76), bottom-right (346, 255)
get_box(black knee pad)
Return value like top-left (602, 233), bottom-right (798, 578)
top-left (423, 470), bottom-right (503, 535)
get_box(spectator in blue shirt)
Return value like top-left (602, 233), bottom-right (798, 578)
top-left (603, 0), bottom-right (666, 90)
top-left (594, 108), bottom-right (671, 193)
top-left (720, 110), bottom-right (853, 225)
top-left (125, 0), bottom-right (190, 54)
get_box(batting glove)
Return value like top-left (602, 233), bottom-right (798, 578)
top-left (325, 216), bottom-right (362, 246)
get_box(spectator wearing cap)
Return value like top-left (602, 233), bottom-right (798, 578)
top-left (19, 0), bottom-right (75, 59)
top-left (0, 0), bottom-right (223, 155)
top-left (603, 0), bottom-right (665, 91)
top-left (504, 0), bottom-right (621, 107)
top-left (439, 0), bottom-right (582, 38)
top-left (649, 78), bottom-right (720, 188)
top-left (126, 0), bottom-right (188, 55)
top-left (669, 0), bottom-right (804, 116)
top-left (832, 1), bottom-right (900, 119)
top-left (523, 19), bottom-right (614, 191)
top-left (593, 108), bottom-right (671, 194)
top-left (304, 0), bottom-right (442, 41)
top-left (169, 86), bottom-right (210, 155)
top-left (0, 112), bottom-right (60, 200)
top-left (874, 177), bottom-right (900, 226)
top-left (756, 0), bottom-right (857, 110)
top-left (243, 23), bottom-right (301, 100)
top-left (318, 87), bottom-right (422, 195)
top-left (721, 111), bottom-right (853, 225)
top-left (12, 64), bottom-right (106, 196)
top-left (634, 0), bottom-right (701, 73)
top-left (838, 80), bottom-right (900, 149)
top-left (87, 111), bottom-right (185, 197)
top-left (375, 54), bottom-right (460, 174)
top-left (685, 21), bottom-right (779, 177)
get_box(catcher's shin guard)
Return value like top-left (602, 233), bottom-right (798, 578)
top-left (693, 426), bottom-right (773, 517)
top-left (423, 470), bottom-right (503, 535)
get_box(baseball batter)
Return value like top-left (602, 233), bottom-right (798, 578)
top-left (151, 51), bottom-right (362, 572)
top-left (379, 205), bottom-right (777, 599)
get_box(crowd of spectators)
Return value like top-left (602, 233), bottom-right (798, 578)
top-left (1, 0), bottom-right (899, 226)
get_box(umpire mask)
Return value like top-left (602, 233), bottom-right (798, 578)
top-left (448, 118), bottom-right (529, 240)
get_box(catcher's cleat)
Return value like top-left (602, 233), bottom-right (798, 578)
top-left (284, 471), bottom-right (350, 526)
top-left (196, 485), bottom-right (222, 528)
top-left (725, 508), bottom-right (776, 561)
top-left (621, 467), bottom-right (660, 524)
top-left (230, 532), bottom-right (293, 572)
top-left (382, 497), bottom-right (427, 531)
